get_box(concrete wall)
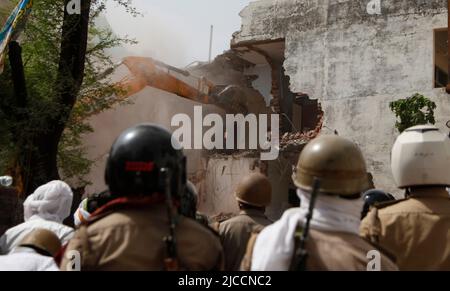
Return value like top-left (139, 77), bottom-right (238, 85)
top-left (267, 154), bottom-right (298, 219)
top-left (234, 0), bottom-right (450, 195)
top-left (198, 157), bottom-right (259, 216)
top-left (198, 155), bottom-right (292, 220)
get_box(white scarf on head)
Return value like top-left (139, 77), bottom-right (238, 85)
top-left (250, 189), bottom-right (363, 271)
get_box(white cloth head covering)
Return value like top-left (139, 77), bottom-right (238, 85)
top-left (23, 180), bottom-right (73, 223)
top-left (251, 189), bottom-right (363, 271)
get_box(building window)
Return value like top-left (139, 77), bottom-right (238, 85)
top-left (434, 29), bottom-right (448, 88)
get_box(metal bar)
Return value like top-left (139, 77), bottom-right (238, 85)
top-left (209, 25), bottom-right (214, 63)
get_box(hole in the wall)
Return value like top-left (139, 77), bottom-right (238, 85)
top-left (291, 94), bottom-right (322, 134)
top-left (233, 39), bottom-right (323, 136)
top-left (195, 40), bottom-right (327, 219)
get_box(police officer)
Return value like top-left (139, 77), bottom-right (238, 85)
top-left (73, 190), bottom-right (112, 227)
top-left (360, 125), bottom-right (450, 270)
top-left (180, 181), bottom-right (212, 228)
top-left (218, 173), bottom-right (273, 271)
top-left (242, 135), bottom-right (397, 271)
top-left (0, 229), bottom-right (61, 271)
top-left (179, 181), bottom-right (199, 220)
top-left (360, 190), bottom-right (395, 220)
top-left (60, 124), bottom-right (223, 271)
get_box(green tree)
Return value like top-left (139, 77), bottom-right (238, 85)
top-left (389, 93), bottom-right (437, 133)
top-left (0, 0), bottom-right (137, 195)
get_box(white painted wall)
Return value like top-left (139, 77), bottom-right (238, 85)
top-left (234, 0), bottom-right (450, 196)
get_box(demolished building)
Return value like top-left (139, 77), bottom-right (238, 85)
top-left (83, 50), bottom-right (316, 220)
top-left (83, 0), bottom-right (450, 220)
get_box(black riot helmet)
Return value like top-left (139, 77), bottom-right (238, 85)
top-left (86, 190), bottom-right (112, 213)
top-left (361, 189), bottom-right (395, 219)
top-left (105, 124), bottom-right (186, 199)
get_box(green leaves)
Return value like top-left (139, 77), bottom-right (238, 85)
top-left (0, 0), bottom-right (137, 187)
top-left (389, 93), bottom-right (437, 133)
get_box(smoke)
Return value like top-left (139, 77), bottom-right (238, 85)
top-left (105, 3), bottom-right (191, 67)
top-left (104, 0), bottom-right (253, 68)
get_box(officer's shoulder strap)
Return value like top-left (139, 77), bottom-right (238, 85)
top-left (362, 198), bottom-right (406, 246)
top-left (363, 209), bottom-right (398, 265)
top-left (362, 198), bottom-right (404, 244)
top-left (362, 206), bottom-right (381, 245)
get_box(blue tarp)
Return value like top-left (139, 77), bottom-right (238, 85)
top-left (0, 0), bottom-right (33, 72)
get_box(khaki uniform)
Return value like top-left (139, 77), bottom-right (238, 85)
top-left (360, 188), bottom-right (450, 271)
top-left (60, 204), bottom-right (224, 271)
top-left (218, 209), bottom-right (272, 271)
top-left (241, 229), bottom-right (398, 271)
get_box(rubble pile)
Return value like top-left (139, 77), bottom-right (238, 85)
top-left (280, 112), bottom-right (324, 152)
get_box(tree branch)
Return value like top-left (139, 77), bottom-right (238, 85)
top-left (55, 0), bottom-right (92, 111)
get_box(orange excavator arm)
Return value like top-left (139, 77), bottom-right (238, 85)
top-left (119, 56), bottom-right (213, 104)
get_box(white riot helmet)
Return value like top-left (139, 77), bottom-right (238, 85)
top-left (391, 125), bottom-right (450, 188)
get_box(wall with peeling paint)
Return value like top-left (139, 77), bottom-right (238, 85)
top-left (267, 154), bottom-right (299, 219)
top-left (233, 0), bottom-right (450, 195)
top-left (197, 155), bottom-right (295, 220)
top-left (198, 157), bottom-right (259, 216)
